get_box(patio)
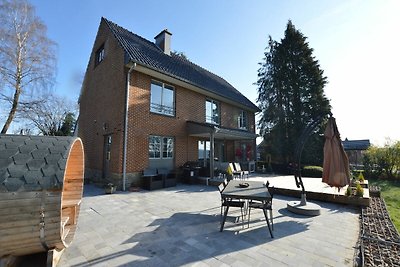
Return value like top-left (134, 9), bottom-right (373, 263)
top-left (57, 177), bottom-right (360, 267)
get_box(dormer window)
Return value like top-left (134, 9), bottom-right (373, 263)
top-left (95, 45), bottom-right (105, 65)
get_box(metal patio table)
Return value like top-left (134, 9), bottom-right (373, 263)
top-left (220, 180), bottom-right (273, 238)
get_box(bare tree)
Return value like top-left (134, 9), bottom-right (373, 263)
top-left (18, 93), bottom-right (78, 136)
top-left (0, 0), bottom-right (56, 133)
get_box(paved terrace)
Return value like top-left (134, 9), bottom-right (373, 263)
top-left (59, 176), bottom-right (360, 267)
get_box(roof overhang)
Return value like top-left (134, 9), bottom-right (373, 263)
top-left (126, 61), bottom-right (259, 113)
top-left (186, 121), bottom-right (257, 141)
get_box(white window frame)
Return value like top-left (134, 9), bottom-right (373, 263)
top-left (150, 80), bottom-right (175, 116)
top-left (205, 99), bottom-right (220, 125)
top-left (238, 110), bottom-right (247, 129)
top-left (149, 135), bottom-right (174, 159)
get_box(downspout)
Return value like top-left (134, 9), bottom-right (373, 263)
top-left (122, 63), bottom-right (136, 191)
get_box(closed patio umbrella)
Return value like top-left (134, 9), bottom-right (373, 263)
top-left (322, 117), bottom-right (350, 189)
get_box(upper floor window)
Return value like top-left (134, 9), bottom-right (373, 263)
top-left (238, 110), bottom-right (247, 129)
top-left (95, 45), bottom-right (105, 65)
top-left (206, 99), bottom-right (219, 124)
top-left (149, 135), bottom-right (174, 159)
top-left (150, 81), bottom-right (175, 116)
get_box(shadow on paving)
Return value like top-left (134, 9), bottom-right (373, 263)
top-left (68, 211), bottom-right (309, 267)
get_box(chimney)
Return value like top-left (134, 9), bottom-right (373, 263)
top-left (154, 29), bottom-right (172, 55)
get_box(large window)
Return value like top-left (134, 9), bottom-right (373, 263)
top-left (150, 81), bottom-right (175, 116)
top-left (206, 99), bottom-right (219, 124)
top-left (238, 110), bottom-right (247, 129)
top-left (149, 136), bottom-right (174, 159)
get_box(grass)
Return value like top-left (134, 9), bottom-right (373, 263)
top-left (369, 178), bottom-right (400, 233)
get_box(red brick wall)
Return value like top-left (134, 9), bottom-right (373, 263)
top-left (124, 73), bottom-right (257, 172)
top-left (79, 21), bottom-right (258, 182)
top-left (78, 20), bottom-right (126, 178)
top-left (126, 72), bottom-right (207, 172)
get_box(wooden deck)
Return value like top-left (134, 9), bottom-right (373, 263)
top-left (210, 174), bottom-right (370, 206)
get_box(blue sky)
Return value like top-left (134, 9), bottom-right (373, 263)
top-left (27, 0), bottom-right (400, 145)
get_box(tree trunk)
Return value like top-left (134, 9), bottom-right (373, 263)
top-left (1, 85), bottom-right (21, 134)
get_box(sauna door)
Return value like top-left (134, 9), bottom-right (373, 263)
top-left (103, 135), bottom-right (111, 178)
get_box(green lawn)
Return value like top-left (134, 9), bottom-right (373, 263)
top-left (369, 179), bottom-right (400, 233)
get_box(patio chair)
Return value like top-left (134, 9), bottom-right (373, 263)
top-left (247, 181), bottom-right (274, 230)
top-left (234, 162), bottom-right (249, 180)
top-left (228, 162), bottom-right (242, 180)
top-left (218, 183), bottom-right (246, 224)
top-left (223, 178), bottom-right (228, 188)
top-left (158, 168), bottom-right (176, 188)
top-left (142, 168), bottom-right (163, 190)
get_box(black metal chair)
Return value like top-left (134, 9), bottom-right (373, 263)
top-left (247, 181), bottom-right (274, 230)
top-left (218, 183), bottom-right (246, 224)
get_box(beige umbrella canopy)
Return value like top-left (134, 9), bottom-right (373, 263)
top-left (322, 117), bottom-right (351, 188)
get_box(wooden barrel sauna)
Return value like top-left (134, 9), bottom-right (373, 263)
top-left (0, 135), bottom-right (84, 257)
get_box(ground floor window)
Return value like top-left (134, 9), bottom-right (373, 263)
top-left (198, 140), bottom-right (210, 160)
top-left (198, 140), bottom-right (225, 162)
top-left (149, 135), bottom-right (174, 159)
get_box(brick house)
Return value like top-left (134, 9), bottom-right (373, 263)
top-left (78, 18), bottom-right (259, 190)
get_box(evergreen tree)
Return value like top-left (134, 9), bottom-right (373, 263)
top-left (257, 20), bottom-right (331, 166)
top-left (59, 112), bottom-right (76, 136)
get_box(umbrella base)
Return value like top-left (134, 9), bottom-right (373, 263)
top-left (287, 201), bottom-right (321, 216)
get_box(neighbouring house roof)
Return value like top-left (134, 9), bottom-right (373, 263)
top-left (0, 135), bottom-right (77, 192)
top-left (342, 139), bottom-right (371, 151)
top-left (102, 17), bottom-right (260, 112)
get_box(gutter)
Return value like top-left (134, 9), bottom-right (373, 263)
top-left (122, 63), bottom-right (136, 191)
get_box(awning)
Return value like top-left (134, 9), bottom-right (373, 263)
top-left (186, 121), bottom-right (257, 140)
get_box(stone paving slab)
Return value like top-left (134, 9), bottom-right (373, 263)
top-left (58, 182), bottom-right (360, 267)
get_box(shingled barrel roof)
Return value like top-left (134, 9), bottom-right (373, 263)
top-left (102, 17), bottom-right (260, 112)
top-left (0, 135), bottom-right (78, 192)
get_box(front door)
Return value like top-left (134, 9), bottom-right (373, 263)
top-left (103, 135), bottom-right (112, 178)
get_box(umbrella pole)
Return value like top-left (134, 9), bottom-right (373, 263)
top-left (287, 113), bottom-right (331, 216)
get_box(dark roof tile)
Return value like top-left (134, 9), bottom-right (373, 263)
top-left (102, 18), bottom-right (259, 112)
top-left (38, 175), bottom-right (59, 189)
top-left (45, 154), bottom-right (62, 165)
top-left (23, 170), bottom-right (42, 184)
top-left (0, 169), bottom-right (8, 183)
top-left (49, 145), bottom-right (67, 154)
top-left (12, 153), bottom-right (32, 165)
top-left (58, 159), bottom-right (67, 170)
top-left (27, 159), bottom-right (46, 171)
top-left (0, 149), bottom-right (16, 159)
top-left (31, 149), bottom-right (49, 159)
top-left (18, 144), bottom-right (38, 154)
top-left (7, 164), bottom-right (28, 179)
top-left (0, 158), bottom-right (12, 169)
top-left (0, 135), bottom-right (78, 192)
top-left (41, 165), bottom-right (58, 177)
top-left (55, 170), bottom-right (65, 183)
top-left (4, 141), bottom-right (20, 150)
top-left (4, 177), bottom-right (25, 192)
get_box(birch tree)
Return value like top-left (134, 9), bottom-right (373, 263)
top-left (0, 0), bottom-right (56, 133)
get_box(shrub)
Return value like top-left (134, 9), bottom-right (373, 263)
top-left (355, 183), bottom-right (364, 197)
top-left (358, 171), bottom-right (365, 182)
top-left (302, 166), bottom-right (323, 178)
top-left (345, 186), bottom-right (352, 196)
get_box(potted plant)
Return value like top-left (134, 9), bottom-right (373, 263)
top-left (355, 183), bottom-right (364, 197)
top-left (105, 183), bottom-right (116, 194)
